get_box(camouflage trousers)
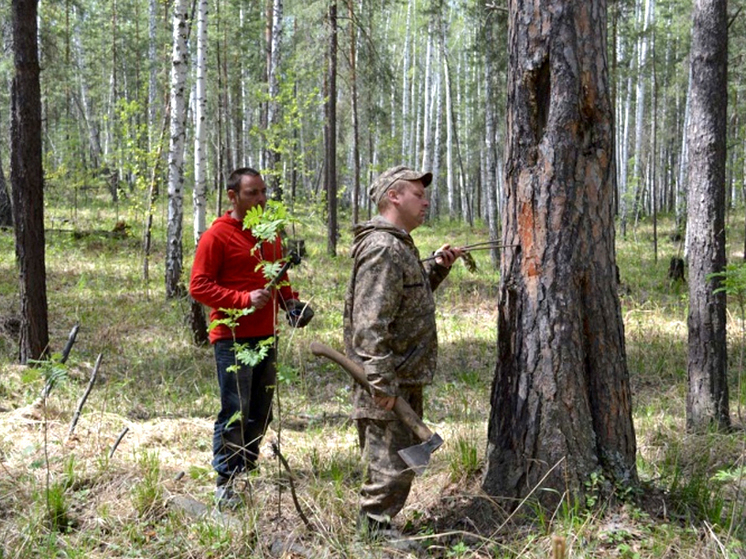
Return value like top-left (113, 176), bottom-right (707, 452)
top-left (355, 386), bottom-right (423, 520)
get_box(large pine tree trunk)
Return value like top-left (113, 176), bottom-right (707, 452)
top-left (686, 0), bottom-right (729, 432)
top-left (11, 0), bottom-right (49, 363)
top-left (483, 0), bottom-right (637, 507)
top-left (165, 0), bottom-right (189, 299)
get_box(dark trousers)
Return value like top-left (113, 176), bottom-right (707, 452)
top-left (212, 337), bottom-right (276, 481)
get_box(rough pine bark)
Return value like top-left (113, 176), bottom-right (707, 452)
top-left (11, 0), bottom-right (49, 363)
top-left (483, 0), bottom-right (637, 507)
top-left (685, 0), bottom-right (729, 432)
top-left (325, 0), bottom-right (338, 256)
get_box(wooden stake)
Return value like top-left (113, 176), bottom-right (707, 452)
top-left (67, 353), bottom-right (103, 438)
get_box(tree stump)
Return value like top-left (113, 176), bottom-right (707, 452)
top-left (668, 257), bottom-right (685, 282)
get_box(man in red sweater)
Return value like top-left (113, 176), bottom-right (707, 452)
top-left (190, 167), bottom-right (302, 508)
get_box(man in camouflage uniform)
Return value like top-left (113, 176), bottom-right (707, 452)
top-left (343, 165), bottom-right (462, 532)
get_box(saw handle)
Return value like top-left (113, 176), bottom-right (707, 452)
top-left (309, 341), bottom-right (434, 443)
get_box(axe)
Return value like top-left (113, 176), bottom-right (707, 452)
top-left (310, 341), bottom-right (444, 476)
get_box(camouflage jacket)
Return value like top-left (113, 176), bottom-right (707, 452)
top-left (343, 216), bottom-right (451, 419)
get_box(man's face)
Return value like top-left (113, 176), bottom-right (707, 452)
top-left (229, 174), bottom-right (267, 222)
top-left (393, 180), bottom-right (429, 232)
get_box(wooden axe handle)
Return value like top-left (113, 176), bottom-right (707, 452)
top-left (309, 341), bottom-right (434, 443)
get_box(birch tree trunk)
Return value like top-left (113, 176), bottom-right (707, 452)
top-left (348, 0), bottom-right (361, 224)
top-left (686, 0), bottom-right (729, 432)
top-left (11, 0), bottom-right (48, 363)
top-left (420, 27), bottom-right (434, 172)
top-left (483, 0), bottom-right (637, 507)
top-left (266, 0), bottom-right (283, 195)
top-left (443, 46), bottom-right (455, 219)
top-left (401, 0), bottom-right (411, 161)
top-left (676, 64), bottom-right (692, 238)
top-left (148, 0), bottom-right (158, 152)
top-left (193, 0), bottom-right (208, 244)
top-left (431, 67), bottom-right (443, 218)
top-left (484, 18), bottom-right (500, 269)
top-left (165, 0), bottom-right (189, 299)
top-left (630, 0), bottom-right (653, 226)
top-left (190, 0), bottom-right (210, 346)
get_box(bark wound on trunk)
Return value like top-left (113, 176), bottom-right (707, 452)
top-left (530, 58), bottom-right (550, 142)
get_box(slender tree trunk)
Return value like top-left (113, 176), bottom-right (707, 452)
top-left (431, 68), bottom-right (443, 218)
top-left (443, 45), bottom-right (455, 219)
top-left (401, 0), bottom-right (412, 161)
top-left (421, 27), bottom-right (434, 172)
top-left (631, 0), bottom-right (653, 228)
top-left (686, 0), bottom-right (729, 432)
top-left (483, 0), bottom-right (637, 507)
top-left (348, 0), bottom-right (361, 224)
top-left (11, 0), bottom-right (48, 363)
top-left (325, 0), bottom-right (338, 256)
top-left (148, 0), bottom-right (158, 152)
top-left (194, 0), bottom-right (208, 244)
top-left (165, 0), bottom-right (189, 299)
top-left (676, 64), bottom-right (692, 239)
top-left (266, 0), bottom-right (284, 195)
top-left (484, 19), bottom-right (500, 269)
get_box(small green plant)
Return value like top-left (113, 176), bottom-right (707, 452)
top-left (584, 470), bottom-right (606, 508)
top-left (131, 450), bottom-right (163, 518)
top-left (44, 481), bottom-right (73, 532)
top-left (447, 540), bottom-right (470, 557)
top-left (447, 431), bottom-right (481, 482)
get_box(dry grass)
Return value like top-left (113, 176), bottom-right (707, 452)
top-left (1, 200), bottom-right (746, 557)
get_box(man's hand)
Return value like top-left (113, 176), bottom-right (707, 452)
top-left (250, 288), bottom-right (271, 309)
top-left (373, 394), bottom-right (396, 411)
top-left (434, 244), bottom-right (464, 268)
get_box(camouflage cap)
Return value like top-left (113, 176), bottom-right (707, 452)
top-left (369, 166), bottom-right (433, 204)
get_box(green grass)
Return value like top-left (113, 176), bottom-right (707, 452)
top-left (1, 191), bottom-right (746, 557)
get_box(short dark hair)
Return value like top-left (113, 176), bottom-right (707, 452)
top-left (227, 167), bottom-right (261, 191)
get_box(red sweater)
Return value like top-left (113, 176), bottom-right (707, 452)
top-left (189, 212), bottom-right (297, 343)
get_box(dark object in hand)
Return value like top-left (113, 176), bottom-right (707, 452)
top-left (286, 302), bottom-right (314, 328)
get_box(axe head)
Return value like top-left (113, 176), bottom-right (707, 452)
top-left (397, 433), bottom-right (444, 476)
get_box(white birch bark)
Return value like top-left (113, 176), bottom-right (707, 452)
top-left (484, 42), bottom-right (500, 268)
top-left (420, 27), bottom-right (434, 171)
top-left (193, 0), bottom-right (208, 244)
top-left (444, 51), bottom-right (455, 219)
top-left (677, 63), bottom-right (692, 239)
top-left (431, 65), bottom-right (443, 218)
top-left (617, 0), bottom-right (640, 237)
top-left (401, 0), bottom-right (412, 160)
top-left (165, 0), bottom-right (189, 299)
top-left (148, 0), bottom-right (158, 152)
top-left (631, 0), bottom-right (654, 223)
top-left (266, 0), bottom-right (283, 185)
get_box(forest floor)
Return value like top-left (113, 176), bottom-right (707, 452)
top-left (1, 196), bottom-right (746, 558)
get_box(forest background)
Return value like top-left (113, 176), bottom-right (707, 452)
top-left (2, 0), bottom-right (746, 557)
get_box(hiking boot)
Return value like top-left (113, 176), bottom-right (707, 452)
top-left (358, 512), bottom-right (397, 540)
top-left (215, 478), bottom-right (243, 510)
